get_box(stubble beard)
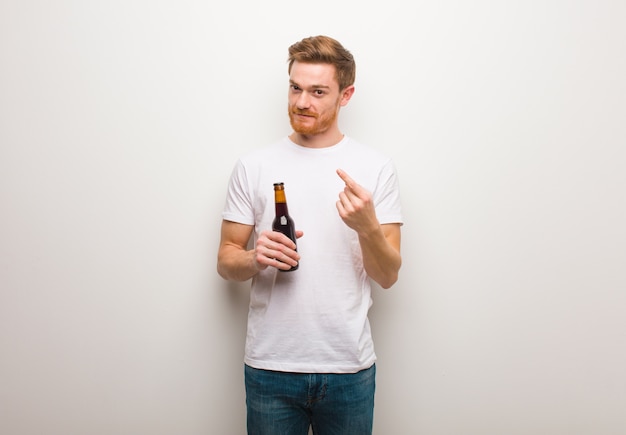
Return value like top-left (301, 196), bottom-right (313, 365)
top-left (288, 102), bottom-right (339, 136)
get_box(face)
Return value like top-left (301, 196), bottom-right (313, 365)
top-left (287, 61), bottom-right (352, 136)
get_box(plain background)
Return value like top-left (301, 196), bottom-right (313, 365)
top-left (1, 1), bottom-right (625, 434)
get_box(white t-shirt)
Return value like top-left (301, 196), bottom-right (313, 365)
top-left (222, 136), bottom-right (403, 373)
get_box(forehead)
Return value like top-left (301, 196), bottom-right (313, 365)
top-left (289, 61), bottom-right (339, 89)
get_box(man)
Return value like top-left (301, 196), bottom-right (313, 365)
top-left (217, 35), bottom-right (403, 435)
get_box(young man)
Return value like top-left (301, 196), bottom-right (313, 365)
top-left (217, 35), bottom-right (403, 435)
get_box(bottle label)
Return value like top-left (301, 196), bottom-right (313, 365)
top-left (281, 216), bottom-right (287, 225)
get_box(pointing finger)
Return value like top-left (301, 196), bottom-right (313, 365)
top-left (337, 168), bottom-right (355, 188)
top-left (337, 168), bottom-right (366, 197)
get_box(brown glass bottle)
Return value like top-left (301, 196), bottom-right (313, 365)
top-left (272, 182), bottom-right (298, 271)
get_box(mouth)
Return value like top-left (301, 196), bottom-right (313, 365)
top-left (293, 111), bottom-right (317, 119)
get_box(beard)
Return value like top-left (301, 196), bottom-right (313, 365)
top-left (288, 102), bottom-right (339, 136)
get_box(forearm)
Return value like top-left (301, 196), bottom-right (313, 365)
top-left (217, 246), bottom-right (259, 282)
top-left (358, 225), bottom-right (402, 289)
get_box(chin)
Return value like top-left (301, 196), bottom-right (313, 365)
top-left (291, 123), bottom-right (317, 135)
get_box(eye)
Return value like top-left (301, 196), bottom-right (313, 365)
top-left (314, 90), bottom-right (325, 96)
top-left (290, 84), bottom-right (301, 92)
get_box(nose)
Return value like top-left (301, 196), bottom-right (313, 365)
top-left (295, 91), bottom-right (311, 110)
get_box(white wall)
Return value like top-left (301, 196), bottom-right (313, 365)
top-left (1, 1), bottom-right (624, 434)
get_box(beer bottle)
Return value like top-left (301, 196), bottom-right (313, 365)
top-left (272, 182), bottom-right (298, 271)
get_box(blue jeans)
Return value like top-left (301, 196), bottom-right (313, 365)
top-left (244, 364), bottom-right (376, 435)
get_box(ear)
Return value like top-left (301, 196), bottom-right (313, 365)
top-left (339, 85), bottom-right (355, 107)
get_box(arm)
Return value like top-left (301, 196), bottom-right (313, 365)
top-left (358, 223), bottom-right (401, 289)
top-left (336, 169), bottom-right (402, 289)
top-left (217, 220), bottom-right (302, 281)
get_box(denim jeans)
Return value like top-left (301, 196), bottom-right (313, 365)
top-left (244, 364), bottom-right (376, 435)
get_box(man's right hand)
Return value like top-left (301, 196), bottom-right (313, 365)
top-left (254, 229), bottom-right (303, 271)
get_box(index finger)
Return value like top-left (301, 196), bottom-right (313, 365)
top-left (336, 168), bottom-right (356, 189)
top-left (269, 230), bottom-right (297, 249)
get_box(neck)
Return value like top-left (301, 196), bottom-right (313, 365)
top-left (290, 127), bottom-right (344, 149)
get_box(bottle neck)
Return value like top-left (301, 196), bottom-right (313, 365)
top-left (275, 202), bottom-right (289, 216)
top-left (274, 190), bottom-right (288, 215)
top-left (274, 189), bottom-right (286, 203)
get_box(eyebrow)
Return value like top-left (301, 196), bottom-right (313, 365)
top-left (289, 80), bottom-right (331, 90)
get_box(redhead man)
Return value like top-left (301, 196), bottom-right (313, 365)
top-left (217, 35), bottom-right (403, 435)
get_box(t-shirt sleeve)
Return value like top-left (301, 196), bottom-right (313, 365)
top-left (222, 159), bottom-right (256, 225)
top-left (374, 159), bottom-right (404, 225)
